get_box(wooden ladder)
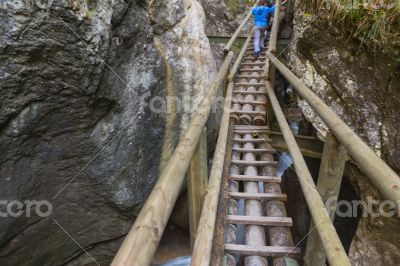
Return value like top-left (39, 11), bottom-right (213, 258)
top-left (222, 40), bottom-right (300, 266)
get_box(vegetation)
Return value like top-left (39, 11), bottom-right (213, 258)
top-left (227, 0), bottom-right (254, 14)
top-left (307, 0), bottom-right (400, 56)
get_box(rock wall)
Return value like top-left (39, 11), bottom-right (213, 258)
top-left (288, 2), bottom-right (400, 265)
top-left (0, 0), bottom-right (216, 265)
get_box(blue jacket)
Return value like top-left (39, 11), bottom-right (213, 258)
top-left (252, 5), bottom-right (275, 27)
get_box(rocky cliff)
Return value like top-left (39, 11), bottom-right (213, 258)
top-left (0, 0), bottom-right (216, 265)
top-left (288, 2), bottom-right (400, 265)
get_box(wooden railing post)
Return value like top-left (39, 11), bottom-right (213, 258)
top-left (304, 133), bottom-right (347, 266)
top-left (188, 127), bottom-right (208, 248)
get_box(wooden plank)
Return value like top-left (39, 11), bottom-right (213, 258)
top-left (229, 192), bottom-right (287, 201)
top-left (230, 174), bottom-right (281, 183)
top-left (231, 110), bottom-right (266, 116)
top-left (188, 128), bottom-right (208, 249)
top-left (227, 215), bottom-right (292, 226)
top-left (233, 91), bottom-right (267, 95)
top-left (231, 160), bottom-right (277, 167)
top-left (238, 69), bottom-right (264, 72)
top-left (304, 133), bottom-right (347, 266)
top-left (233, 138), bottom-right (271, 143)
top-left (233, 129), bottom-right (270, 134)
top-left (232, 148), bottom-right (274, 154)
top-left (236, 74), bottom-right (266, 79)
top-left (235, 82), bottom-right (265, 86)
top-left (241, 62), bottom-right (265, 66)
top-left (224, 244), bottom-right (301, 257)
top-left (232, 100), bottom-right (267, 105)
top-left (234, 125), bottom-right (269, 130)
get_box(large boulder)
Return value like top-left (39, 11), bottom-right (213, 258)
top-left (0, 0), bottom-right (216, 264)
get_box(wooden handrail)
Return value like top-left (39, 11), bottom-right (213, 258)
top-left (111, 51), bottom-right (234, 266)
top-left (265, 1), bottom-right (350, 265)
top-left (224, 8), bottom-right (253, 53)
top-left (266, 52), bottom-right (400, 206)
top-left (191, 29), bottom-right (253, 266)
top-left (265, 81), bottom-right (351, 266)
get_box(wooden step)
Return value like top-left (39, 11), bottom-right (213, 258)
top-left (232, 148), bottom-right (274, 153)
top-left (244, 55), bottom-right (267, 59)
top-left (230, 174), bottom-right (280, 183)
top-left (236, 74), bottom-right (265, 79)
top-left (231, 110), bottom-right (266, 116)
top-left (233, 138), bottom-right (271, 143)
top-left (232, 100), bottom-right (267, 105)
top-left (227, 215), bottom-right (292, 226)
top-left (231, 160), bottom-right (278, 167)
top-left (235, 82), bottom-right (265, 86)
top-left (233, 91), bottom-right (267, 95)
top-left (224, 244), bottom-right (301, 257)
top-left (234, 129), bottom-right (269, 137)
top-left (234, 125), bottom-right (269, 130)
top-left (239, 69), bottom-right (264, 72)
top-left (241, 62), bottom-right (265, 66)
top-left (229, 192), bottom-right (287, 201)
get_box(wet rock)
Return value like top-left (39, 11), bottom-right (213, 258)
top-left (0, 0), bottom-right (216, 264)
top-left (288, 2), bottom-right (400, 264)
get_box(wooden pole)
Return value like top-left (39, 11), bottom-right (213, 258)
top-left (226, 131), bottom-right (241, 266)
top-left (191, 81), bottom-right (235, 266)
top-left (188, 128), bottom-right (208, 248)
top-left (210, 122), bottom-right (235, 266)
top-left (111, 52), bottom-right (234, 266)
top-left (304, 133), bottom-right (347, 266)
top-left (224, 8), bottom-right (253, 53)
top-left (259, 139), bottom-right (299, 266)
top-left (243, 133), bottom-right (268, 266)
top-left (265, 0), bottom-right (281, 127)
top-left (266, 51), bottom-right (400, 207)
top-left (264, 80), bottom-right (351, 266)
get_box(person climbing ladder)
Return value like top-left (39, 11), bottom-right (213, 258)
top-left (252, 0), bottom-right (275, 58)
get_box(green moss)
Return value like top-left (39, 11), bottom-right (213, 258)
top-left (306, 0), bottom-right (400, 55)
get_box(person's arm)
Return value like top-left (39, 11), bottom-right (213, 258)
top-left (269, 5), bottom-right (276, 14)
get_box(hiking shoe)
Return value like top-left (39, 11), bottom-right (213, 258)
top-left (254, 51), bottom-right (260, 59)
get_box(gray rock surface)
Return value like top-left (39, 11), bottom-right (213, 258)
top-left (0, 0), bottom-right (216, 264)
top-left (288, 2), bottom-right (400, 264)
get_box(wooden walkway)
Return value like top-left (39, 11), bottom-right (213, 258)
top-left (222, 40), bottom-right (300, 266)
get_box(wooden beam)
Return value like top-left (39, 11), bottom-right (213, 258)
top-left (210, 123), bottom-right (235, 266)
top-left (190, 82), bottom-right (235, 266)
top-left (304, 133), bottom-right (347, 266)
top-left (224, 244), bottom-right (301, 257)
top-left (188, 128), bottom-right (208, 249)
top-left (264, 80), bottom-right (351, 266)
top-left (267, 51), bottom-right (400, 208)
top-left (231, 160), bottom-right (278, 167)
top-left (227, 215), bottom-right (293, 226)
top-left (229, 192), bottom-right (287, 201)
top-left (230, 174), bottom-right (281, 183)
top-left (232, 148), bottom-right (274, 153)
top-left (233, 138), bottom-right (271, 143)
